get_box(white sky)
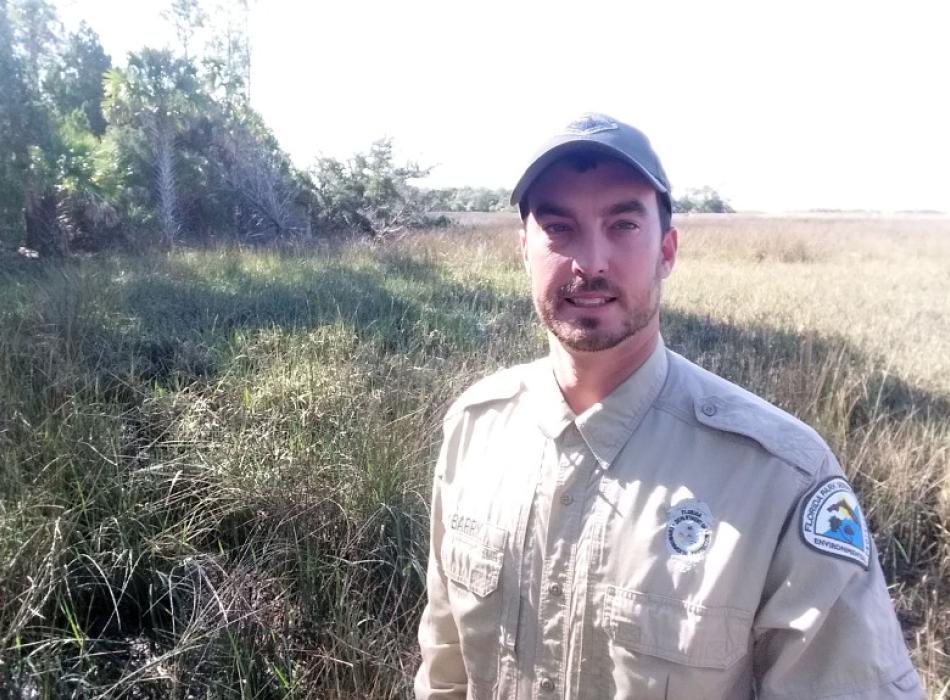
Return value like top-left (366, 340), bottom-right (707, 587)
top-left (55, 0), bottom-right (950, 212)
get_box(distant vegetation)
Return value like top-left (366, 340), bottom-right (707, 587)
top-left (420, 184), bottom-right (742, 217)
top-left (418, 186), bottom-right (512, 213)
top-left (673, 186), bottom-right (735, 214)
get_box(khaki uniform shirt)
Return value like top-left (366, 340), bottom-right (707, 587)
top-left (415, 339), bottom-right (923, 699)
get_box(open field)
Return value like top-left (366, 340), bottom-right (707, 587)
top-left (1, 214), bottom-right (948, 698)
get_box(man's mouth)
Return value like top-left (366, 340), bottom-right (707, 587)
top-left (560, 278), bottom-right (619, 309)
top-left (565, 295), bottom-right (616, 308)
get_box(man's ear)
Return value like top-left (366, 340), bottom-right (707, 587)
top-left (659, 226), bottom-right (678, 279)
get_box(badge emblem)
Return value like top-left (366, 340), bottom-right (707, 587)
top-left (666, 499), bottom-right (713, 564)
top-left (562, 113), bottom-right (618, 135)
top-left (800, 476), bottom-right (870, 569)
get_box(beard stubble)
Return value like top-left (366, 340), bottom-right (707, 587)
top-left (535, 258), bottom-right (664, 353)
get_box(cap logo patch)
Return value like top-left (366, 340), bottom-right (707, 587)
top-left (800, 476), bottom-right (870, 569)
top-left (562, 113), bottom-right (618, 136)
top-left (666, 499), bottom-right (713, 568)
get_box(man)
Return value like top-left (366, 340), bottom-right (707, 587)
top-left (415, 113), bottom-right (923, 699)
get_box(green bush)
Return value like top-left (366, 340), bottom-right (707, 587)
top-left (674, 186), bottom-right (735, 214)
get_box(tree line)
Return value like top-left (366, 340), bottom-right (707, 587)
top-left (674, 186), bottom-right (734, 214)
top-left (418, 186), bottom-right (512, 214)
top-left (0, 0), bottom-right (734, 258)
top-left (0, 0), bottom-right (460, 257)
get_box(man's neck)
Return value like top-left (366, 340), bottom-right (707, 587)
top-left (549, 329), bottom-right (660, 415)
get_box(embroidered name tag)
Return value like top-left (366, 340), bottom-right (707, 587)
top-left (449, 513), bottom-right (482, 539)
top-left (447, 512), bottom-right (508, 551)
top-left (800, 476), bottom-right (870, 569)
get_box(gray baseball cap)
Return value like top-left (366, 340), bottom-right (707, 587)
top-left (510, 113), bottom-right (672, 217)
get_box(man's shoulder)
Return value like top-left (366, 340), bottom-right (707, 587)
top-left (445, 359), bottom-right (544, 421)
top-left (659, 350), bottom-right (831, 478)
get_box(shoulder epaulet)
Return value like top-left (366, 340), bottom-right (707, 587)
top-left (693, 389), bottom-right (829, 477)
top-left (445, 365), bottom-right (526, 421)
top-left (665, 351), bottom-right (829, 477)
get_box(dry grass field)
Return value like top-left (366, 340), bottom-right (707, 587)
top-left (0, 213), bottom-right (947, 697)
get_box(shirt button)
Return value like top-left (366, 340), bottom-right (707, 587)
top-left (549, 582), bottom-right (562, 596)
top-left (540, 678), bottom-right (555, 692)
top-left (559, 494), bottom-right (574, 506)
top-left (702, 402), bottom-right (717, 416)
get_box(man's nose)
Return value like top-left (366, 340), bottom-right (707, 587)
top-left (570, 231), bottom-right (608, 277)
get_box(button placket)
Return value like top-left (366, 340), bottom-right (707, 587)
top-left (533, 437), bottom-right (592, 699)
top-left (504, 439), bottom-right (545, 652)
top-left (513, 434), bottom-right (563, 700)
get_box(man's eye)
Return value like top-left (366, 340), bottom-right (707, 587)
top-left (543, 222), bottom-right (572, 234)
top-left (612, 220), bottom-right (639, 231)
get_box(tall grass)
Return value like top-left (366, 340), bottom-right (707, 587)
top-left (0, 215), bottom-right (948, 698)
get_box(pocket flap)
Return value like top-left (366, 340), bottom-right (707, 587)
top-left (442, 528), bottom-right (506, 597)
top-left (605, 586), bottom-right (751, 669)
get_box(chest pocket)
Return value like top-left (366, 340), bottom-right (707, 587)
top-left (442, 528), bottom-right (505, 597)
top-left (604, 586), bottom-right (751, 669)
top-left (441, 523), bottom-right (508, 689)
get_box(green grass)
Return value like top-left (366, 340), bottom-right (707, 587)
top-left (0, 216), bottom-right (948, 698)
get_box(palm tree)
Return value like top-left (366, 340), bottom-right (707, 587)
top-left (102, 48), bottom-right (204, 247)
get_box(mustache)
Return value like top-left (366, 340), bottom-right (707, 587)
top-left (559, 276), bottom-right (619, 297)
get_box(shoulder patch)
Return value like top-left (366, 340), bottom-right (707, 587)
top-left (693, 393), bottom-right (828, 477)
top-left (799, 476), bottom-right (870, 569)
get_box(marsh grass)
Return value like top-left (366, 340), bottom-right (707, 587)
top-left (0, 215), bottom-right (948, 697)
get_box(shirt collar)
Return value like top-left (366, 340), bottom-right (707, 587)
top-left (531, 359), bottom-right (576, 441)
top-left (532, 337), bottom-right (670, 469)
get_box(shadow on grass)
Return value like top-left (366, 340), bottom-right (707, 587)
top-left (102, 252), bottom-right (950, 402)
top-left (92, 250), bottom-right (533, 387)
top-left (36, 246), bottom-right (945, 446)
top-left (664, 311), bottom-right (950, 424)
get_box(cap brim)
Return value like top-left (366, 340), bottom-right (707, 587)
top-left (510, 138), bottom-right (669, 208)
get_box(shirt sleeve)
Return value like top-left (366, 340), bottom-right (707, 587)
top-left (752, 453), bottom-right (924, 699)
top-left (414, 423), bottom-right (468, 699)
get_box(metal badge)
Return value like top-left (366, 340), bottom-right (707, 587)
top-left (666, 499), bottom-right (714, 567)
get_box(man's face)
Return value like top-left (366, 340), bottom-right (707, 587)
top-left (519, 158), bottom-right (678, 353)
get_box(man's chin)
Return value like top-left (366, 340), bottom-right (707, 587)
top-left (548, 323), bottom-right (629, 353)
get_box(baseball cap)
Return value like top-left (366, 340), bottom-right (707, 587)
top-left (510, 113), bottom-right (672, 218)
